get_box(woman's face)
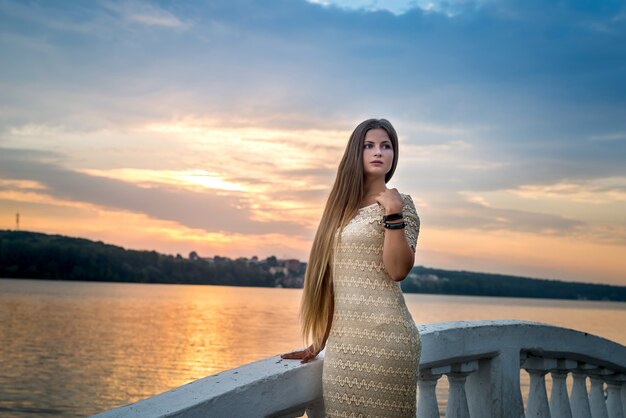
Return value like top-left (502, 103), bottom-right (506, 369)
top-left (362, 128), bottom-right (394, 179)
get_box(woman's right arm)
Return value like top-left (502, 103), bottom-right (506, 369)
top-left (281, 285), bottom-right (334, 363)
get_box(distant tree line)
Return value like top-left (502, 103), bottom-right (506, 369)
top-left (400, 266), bottom-right (626, 302)
top-left (0, 231), bottom-right (279, 286)
top-left (1, 230), bottom-right (625, 302)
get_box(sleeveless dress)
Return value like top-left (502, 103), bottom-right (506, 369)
top-left (321, 193), bottom-right (422, 418)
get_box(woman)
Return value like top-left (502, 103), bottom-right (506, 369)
top-left (281, 118), bottom-right (421, 417)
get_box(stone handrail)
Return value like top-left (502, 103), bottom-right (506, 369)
top-left (93, 320), bottom-right (626, 418)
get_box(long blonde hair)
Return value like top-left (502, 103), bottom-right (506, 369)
top-left (299, 118), bottom-right (399, 353)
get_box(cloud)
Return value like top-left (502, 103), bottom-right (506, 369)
top-left (0, 148), bottom-right (308, 236)
top-left (305, 0), bottom-right (488, 17)
top-left (425, 192), bottom-right (585, 235)
top-left (2, 0), bottom-right (625, 148)
top-left (588, 132), bottom-right (626, 142)
top-left (0, 0), bottom-right (189, 33)
top-left (506, 177), bottom-right (626, 205)
top-left (102, 1), bottom-right (189, 28)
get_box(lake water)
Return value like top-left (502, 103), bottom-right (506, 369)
top-left (0, 278), bottom-right (624, 417)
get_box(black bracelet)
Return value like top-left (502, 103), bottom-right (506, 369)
top-left (384, 221), bottom-right (406, 229)
top-left (383, 212), bottom-right (403, 222)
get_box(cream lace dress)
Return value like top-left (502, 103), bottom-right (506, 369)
top-left (321, 193), bottom-right (421, 418)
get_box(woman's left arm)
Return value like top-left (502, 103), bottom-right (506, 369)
top-left (379, 190), bottom-right (420, 282)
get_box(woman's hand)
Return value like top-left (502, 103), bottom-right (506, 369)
top-left (280, 344), bottom-right (320, 364)
top-left (375, 188), bottom-right (403, 214)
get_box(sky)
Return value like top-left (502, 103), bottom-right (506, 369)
top-left (1, 0), bottom-right (625, 286)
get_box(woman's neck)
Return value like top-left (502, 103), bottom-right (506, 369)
top-left (363, 176), bottom-right (388, 197)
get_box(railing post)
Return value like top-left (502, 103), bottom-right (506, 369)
top-left (571, 364), bottom-right (593, 418)
top-left (465, 356), bottom-right (499, 418)
top-left (304, 399), bottom-right (325, 418)
top-left (462, 347), bottom-right (523, 418)
top-left (550, 359), bottom-right (576, 418)
top-left (606, 374), bottom-right (625, 418)
top-left (523, 356), bottom-right (556, 418)
top-left (445, 361), bottom-right (478, 418)
top-left (418, 368), bottom-right (444, 418)
top-left (589, 369), bottom-right (611, 418)
top-left (622, 382), bottom-right (626, 418)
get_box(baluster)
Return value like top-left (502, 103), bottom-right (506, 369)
top-left (622, 382), bottom-right (626, 418)
top-left (606, 374), bottom-right (625, 418)
top-left (305, 399), bottom-right (325, 418)
top-left (446, 374), bottom-right (470, 418)
top-left (550, 359), bottom-right (576, 418)
top-left (445, 361), bottom-right (478, 418)
top-left (521, 352), bottom-right (528, 418)
top-left (523, 356), bottom-right (556, 418)
top-left (589, 369), bottom-right (611, 418)
top-left (570, 365), bottom-right (593, 418)
top-left (418, 367), bottom-right (445, 418)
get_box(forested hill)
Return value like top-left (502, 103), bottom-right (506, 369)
top-left (1, 230), bottom-right (625, 302)
top-left (0, 230), bottom-right (278, 287)
top-left (402, 266), bottom-right (626, 302)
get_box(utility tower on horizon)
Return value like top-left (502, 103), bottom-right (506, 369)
top-left (16, 212), bottom-right (20, 230)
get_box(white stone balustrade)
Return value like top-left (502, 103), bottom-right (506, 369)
top-left (93, 320), bottom-right (626, 418)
